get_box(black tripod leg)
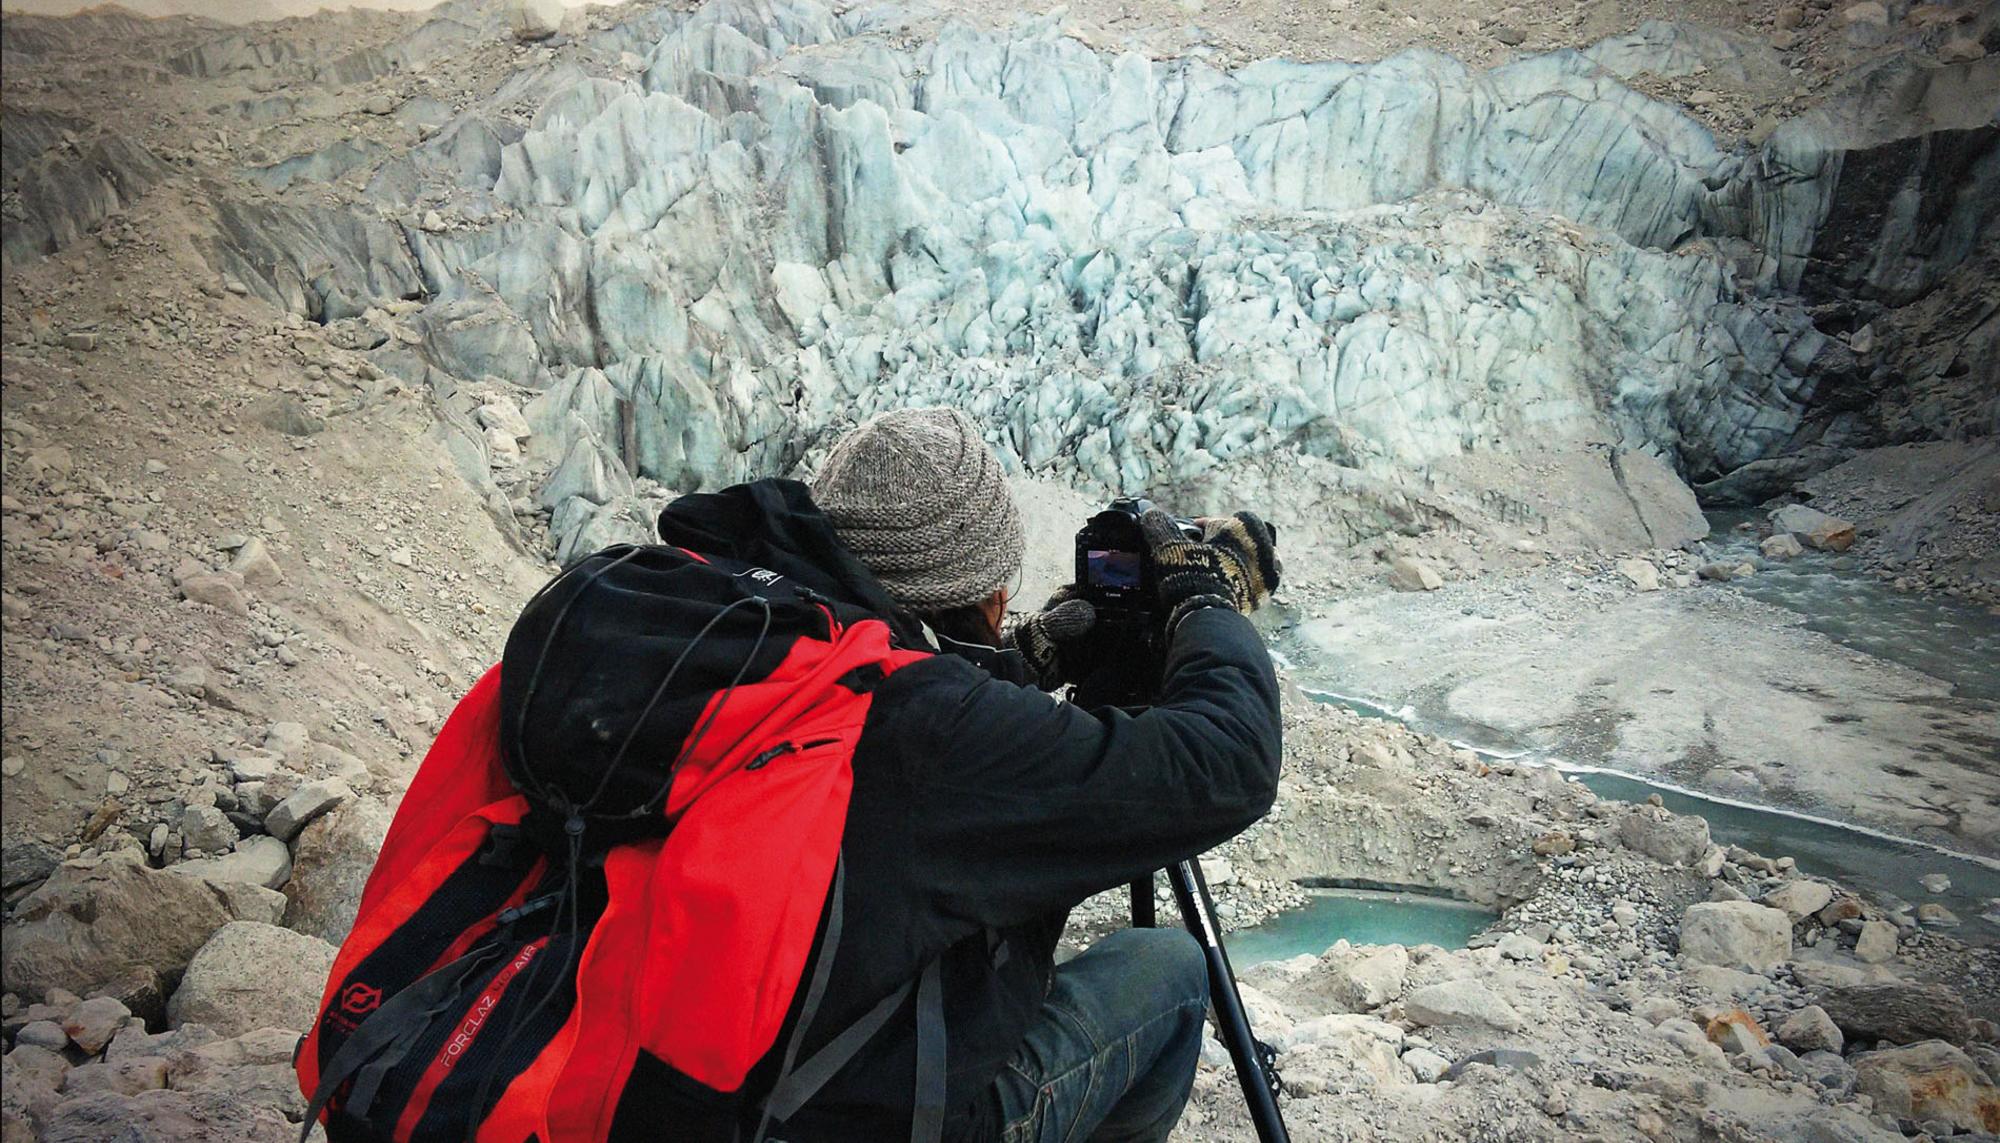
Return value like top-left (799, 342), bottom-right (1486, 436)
top-left (1130, 876), bottom-right (1156, 928)
top-left (1166, 859), bottom-right (1290, 1143)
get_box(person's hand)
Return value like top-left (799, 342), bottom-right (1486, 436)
top-left (1002, 587), bottom-right (1097, 691)
top-left (1142, 508), bottom-right (1281, 637)
top-left (1195, 511), bottom-right (1281, 609)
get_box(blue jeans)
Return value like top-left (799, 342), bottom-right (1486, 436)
top-left (987, 928), bottom-right (1210, 1143)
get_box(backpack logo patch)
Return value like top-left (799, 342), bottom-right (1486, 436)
top-left (340, 982), bottom-right (384, 1017)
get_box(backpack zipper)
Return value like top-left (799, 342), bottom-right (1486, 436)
top-left (745, 737), bottom-right (841, 771)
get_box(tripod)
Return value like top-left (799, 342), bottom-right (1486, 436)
top-left (1129, 862), bottom-right (1291, 1143)
top-left (1072, 653), bottom-right (1292, 1143)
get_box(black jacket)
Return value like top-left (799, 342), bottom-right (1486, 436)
top-left (654, 480), bottom-right (1283, 1142)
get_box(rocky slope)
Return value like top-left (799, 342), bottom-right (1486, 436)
top-left (2, 0), bottom-right (1997, 1140)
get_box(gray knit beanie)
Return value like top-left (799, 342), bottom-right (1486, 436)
top-left (811, 407), bottom-right (1024, 612)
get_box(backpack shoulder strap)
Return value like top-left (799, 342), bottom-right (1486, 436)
top-left (757, 946), bottom-right (946, 1143)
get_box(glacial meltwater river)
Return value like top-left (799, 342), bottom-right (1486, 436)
top-left (1278, 526), bottom-right (2000, 946)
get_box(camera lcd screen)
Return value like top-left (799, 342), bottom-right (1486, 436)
top-left (1086, 549), bottom-right (1142, 589)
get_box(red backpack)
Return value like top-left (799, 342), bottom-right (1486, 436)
top-left (295, 542), bottom-right (931, 1142)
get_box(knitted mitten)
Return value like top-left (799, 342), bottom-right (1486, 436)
top-left (1002, 588), bottom-right (1097, 691)
top-left (1141, 509), bottom-right (1281, 636)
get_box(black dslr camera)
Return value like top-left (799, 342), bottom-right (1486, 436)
top-left (1069, 498), bottom-right (1201, 707)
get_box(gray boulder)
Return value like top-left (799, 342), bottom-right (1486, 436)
top-left (1679, 900), bottom-right (1791, 971)
top-left (2, 855), bottom-right (232, 1003)
top-left (1387, 557), bottom-right (1444, 592)
top-left (1854, 919), bottom-right (1898, 964)
top-left (1818, 982), bottom-right (1971, 1047)
top-left (1769, 503), bottom-right (1856, 551)
top-left (1851, 1040), bottom-right (2000, 1134)
top-left (37, 1089), bottom-right (292, 1143)
top-left (1759, 880), bottom-right (1834, 922)
top-left (170, 835), bottom-right (293, 891)
top-left (167, 1027), bottom-right (310, 1122)
top-left (1402, 979), bottom-right (1524, 1031)
top-left (263, 778), bottom-right (353, 843)
top-left (1777, 1005), bottom-right (1844, 1055)
top-left (165, 922), bottom-right (336, 1038)
top-left (283, 797), bottom-right (393, 944)
top-left (1619, 808), bottom-right (1712, 866)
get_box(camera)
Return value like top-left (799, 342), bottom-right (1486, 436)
top-left (1069, 498), bottom-right (1202, 706)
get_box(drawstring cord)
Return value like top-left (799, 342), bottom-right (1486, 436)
top-left (461, 545), bottom-right (777, 1138)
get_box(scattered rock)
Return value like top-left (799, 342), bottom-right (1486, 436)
top-left (1938, 37), bottom-right (1988, 62)
top-left (1619, 808), bottom-right (1712, 866)
top-left (1777, 1005), bottom-right (1844, 1055)
top-left (168, 1027), bottom-right (311, 1121)
top-left (1616, 558), bottom-right (1660, 591)
top-left (1679, 901), bottom-right (1791, 972)
top-left (1199, 855), bottom-right (1235, 886)
top-left (1705, 1009), bottom-right (1771, 1055)
top-left (37, 1089), bottom-right (293, 1143)
top-left (62, 995), bottom-right (131, 1055)
top-left (1321, 945), bottom-right (1410, 1012)
top-left (1760, 880), bottom-right (1834, 922)
top-left (169, 835), bottom-right (293, 891)
top-left (59, 1055), bottom-right (171, 1099)
top-left (1655, 1018), bottom-right (1729, 1068)
top-left (179, 806), bottom-right (239, 855)
top-left (1769, 503), bottom-right (1856, 551)
top-left (165, 922), bottom-right (337, 1037)
top-left (253, 395), bottom-right (324, 437)
top-left (1439, 1047), bottom-right (1542, 1080)
top-left (226, 537), bottom-right (282, 588)
top-left (1759, 533), bottom-right (1804, 559)
top-left (507, 0), bottom-right (565, 41)
top-left (1918, 873), bottom-right (1951, 894)
top-left (1387, 557), bottom-right (1444, 592)
top-left (263, 778), bottom-right (353, 842)
top-left (1848, 919), bottom-right (1896, 963)
top-left (176, 572), bottom-right (249, 617)
top-left (1915, 902), bottom-right (1960, 928)
top-left (1402, 1046), bottom-right (1450, 1082)
top-left (16, 1019), bottom-right (70, 1051)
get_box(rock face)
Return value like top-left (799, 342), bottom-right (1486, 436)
top-left (1678, 901), bottom-right (1791, 971)
top-left (1852, 1041), bottom-right (2000, 1133)
top-left (165, 922), bottom-right (338, 1038)
top-left (1, 856), bottom-right (232, 1003)
top-left (1818, 982), bottom-right (1971, 1047)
